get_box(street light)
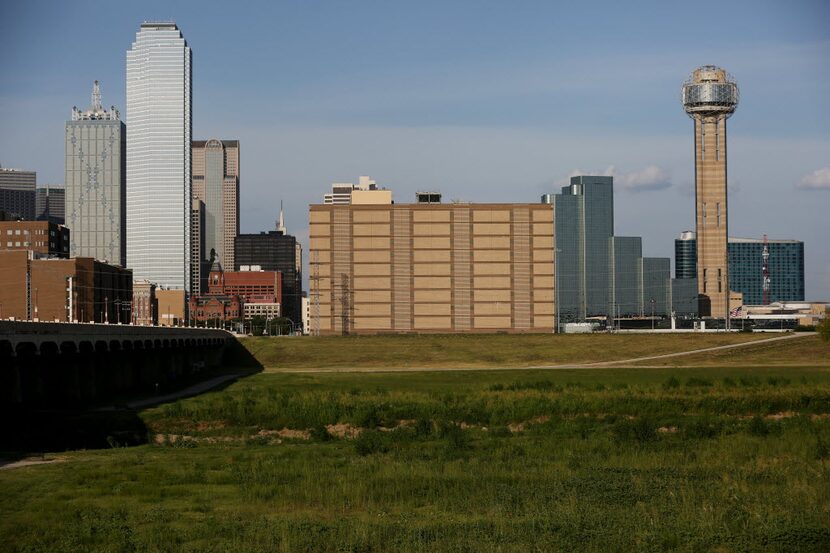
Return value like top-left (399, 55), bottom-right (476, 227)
top-left (650, 298), bottom-right (656, 331)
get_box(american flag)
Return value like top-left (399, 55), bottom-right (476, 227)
top-left (729, 306), bottom-right (743, 318)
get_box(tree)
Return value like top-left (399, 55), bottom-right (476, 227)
top-left (819, 313), bottom-right (830, 342)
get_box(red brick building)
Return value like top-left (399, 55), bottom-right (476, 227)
top-left (189, 262), bottom-right (280, 323)
top-left (0, 250), bottom-right (132, 322)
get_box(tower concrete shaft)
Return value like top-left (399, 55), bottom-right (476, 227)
top-left (694, 115), bottom-right (729, 317)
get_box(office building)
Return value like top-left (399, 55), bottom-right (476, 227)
top-left (609, 236), bottom-right (642, 317)
top-left (0, 250), bottom-right (132, 323)
top-left (66, 80), bottom-right (126, 265)
top-left (35, 186), bottom-right (65, 225)
top-left (642, 257), bottom-right (671, 317)
top-left (156, 289), bottom-right (187, 327)
top-left (323, 176), bottom-right (392, 205)
top-left (674, 231), bottom-right (697, 280)
top-left (545, 176), bottom-right (614, 321)
top-left (309, 193), bottom-right (556, 334)
top-left (235, 228), bottom-right (301, 324)
top-left (126, 22), bottom-right (192, 290)
top-left (190, 199), bottom-right (208, 293)
top-left (729, 238), bottom-right (805, 305)
top-left (681, 65), bottom-right (739, 317)
top-left (675, 232), bottom-right (805, 305)
top-left (0, 220), bottom-right (69, 258)
top-left (0, 168), bottom-right (36, 220)
top-left (192, 139), bottom-right (240, 270)
top-left (671, 278), bottom-right (699, 317)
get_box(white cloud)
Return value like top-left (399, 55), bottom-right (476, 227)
top-left (798, 167), bottom-right (830, 190)
top-left (556, 165), bottom-right (671, 192)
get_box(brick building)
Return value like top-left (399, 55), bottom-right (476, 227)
top-left (189, 263), bottom-right (281, 323)
top-left (0, 250), bottom-right (132, 322)
top-left (0, 221), bottom-right (69, 258)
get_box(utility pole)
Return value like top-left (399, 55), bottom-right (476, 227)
top-left (310, 249), bottom-right (321, 336)
top-left (340, 273), bottom-right (350, 336)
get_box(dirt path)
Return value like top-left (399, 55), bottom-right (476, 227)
top-left (0, 456), bottom-right (66, 471)
top-left (265, 333), bottom-right (809, 373)
top-left (96, 373), bottom-right (247, 412)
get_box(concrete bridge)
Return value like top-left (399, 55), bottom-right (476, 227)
top-left (0, 321), bottom-right (233, 407)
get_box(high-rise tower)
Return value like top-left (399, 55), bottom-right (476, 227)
top-left (192, 139), bottom-right (240, 271)
top-left (126, 22), bottom-right (192, 290)
top-left (66, 81), bottom-right (126, 265)
top-left (681, 65), bottom-right (739, 318)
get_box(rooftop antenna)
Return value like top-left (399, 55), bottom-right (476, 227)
top-left (276, 200), bottom-right (286, 234)
top-left (92, 80), bottom-right (102, 112)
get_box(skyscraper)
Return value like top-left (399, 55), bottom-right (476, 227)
top-left (0, 168), bottom-right (36, 220)
top-left (65, 81), bottom-right (125, 265)
top-left (548, 175), bottom-right (614, 321)
top-left (126, 22), bottom-right (192, 290)
top-left (35, 186), bottom-right (65, 225)
top-left (675, 232), bottom-right (804, 305)
top-left (192, 140), bottom-right (240, 271)
top-left (681, 65), bottom-right (739, 318)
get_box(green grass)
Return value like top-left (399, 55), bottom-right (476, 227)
top-left (243, 332), bottom-right (771, 369)
top-left (3, 364), bottom-right (830, 552)
top-left (653, 333), bottom-right (830, 367)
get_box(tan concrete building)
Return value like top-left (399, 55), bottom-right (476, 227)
top-left (309, 201), bottom-right (556, 334)
top-left (192, 140), bottom-right (239, 272)
top-left (682, 65), bottom-right (739, 318)
top-left (156, 288), bottom-right (187, 327)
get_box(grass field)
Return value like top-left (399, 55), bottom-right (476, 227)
top-left (2, 331), bottom-right (830, 552)
top-left (243, 332), bottom-right (772, 370)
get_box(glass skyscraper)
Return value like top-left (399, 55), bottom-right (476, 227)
top-left (550, 176), bottom-right (614, 321)
top-left (674, 233), bottom-right (805, 305)
top-left (126, 22), bottom-right (192, 290)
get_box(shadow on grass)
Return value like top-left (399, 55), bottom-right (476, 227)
top-left (0, 337), bottom-right (263, 460)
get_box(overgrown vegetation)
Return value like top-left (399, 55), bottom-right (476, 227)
top-left (2, 364), bottom-right (830, 552)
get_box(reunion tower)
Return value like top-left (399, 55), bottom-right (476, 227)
top-left (681, 65), bottom-right (739, 319)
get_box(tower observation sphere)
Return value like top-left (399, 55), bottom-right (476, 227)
top-left (681, 65), bottom-right (739, 119)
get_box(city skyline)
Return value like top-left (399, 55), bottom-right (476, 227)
top-left (1, 1), bottom-right (828, 298)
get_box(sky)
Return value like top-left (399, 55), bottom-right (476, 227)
top-left (1, 0), bottom-right (828, 298)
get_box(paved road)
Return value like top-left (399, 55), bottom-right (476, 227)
top-left (267, 333), bottom-right (810, 373)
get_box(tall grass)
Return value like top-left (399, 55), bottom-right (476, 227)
top-left (2, 366), bottom-right (830, 552)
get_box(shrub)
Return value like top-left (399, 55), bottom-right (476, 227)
top-left (612, 418), bottom-right (656, 443)
top-left (685, 377), bottom-right (713, 387)
top-left (814, 438), bottom-right (829, 460)
top-left (662, 377), bottom-right (680, 389)
top-left (354, 430), bottom-right (388, 456)
top-left (414, 418), bottom-right (433, 437)
top-left (747, 416), bottom-right (770, 437)
top-left (685, 417), bottom-right (723, 439)
top-left (309, 425), bottom-right (332, 442)
top-left (438, 422), bottom-right (470, 453)
top-left (818, 316), bottom-right (830, 342)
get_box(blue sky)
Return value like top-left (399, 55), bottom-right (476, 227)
top-left (1, 0), bottom-right (829, 298)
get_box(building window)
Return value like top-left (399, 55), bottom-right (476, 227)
top-left (716, 203), bottom-right (720, 227)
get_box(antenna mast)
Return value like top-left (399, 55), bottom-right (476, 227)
top-left (92, 80), bottom-right (103, 111)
